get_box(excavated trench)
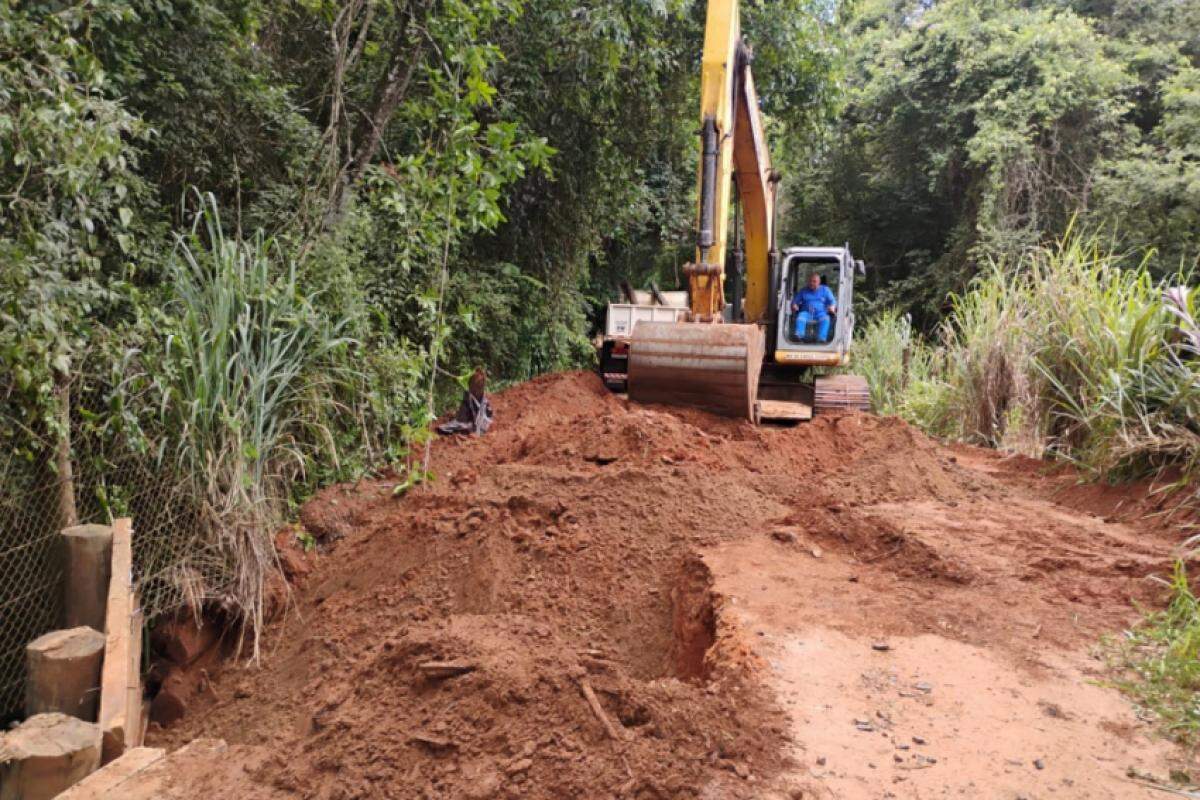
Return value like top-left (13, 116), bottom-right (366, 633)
top-left (668, 556), bottom-right (718, 682)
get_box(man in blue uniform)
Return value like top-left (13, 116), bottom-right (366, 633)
top-left (791, 272), bottom-right (837, 342)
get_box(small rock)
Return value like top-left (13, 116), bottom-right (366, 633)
top-left (896, 743), bottom-right (909, 750)
top-left (912, 736), bottom-right (926, 745)
top-left (848, 575), bottom-right (859, 583)
top-left (733, 762), bottom-right (750, 779)
top-left (771, 530), bottom-right (797, 544)
top-left (872, 642), bottom-right (891, 652)
top-left (1033, 758), bottom-right (1045, 770)
top-left (810, 546), bottom-right (823, 559)
top-left (894, 754), bottom-right (903, 763)
top-left (816, 756), bottom-right (826, 766)
top-left (505, 758), bottom-right (533, 775)
top-left (914, 682), bottom-right (933, 693)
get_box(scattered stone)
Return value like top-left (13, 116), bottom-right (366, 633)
top-left (912, 736), bottom-right (926, 745)
top-left (894, 754), bottom-right (903, 763)
top-left (872, 642), bottom-right (891, 652)
top-left (505, 758), bottom-right (533, 775)
top-left (848, 575), bottom-right (859, 583)
top-left (816, 756), bottom-right (826, 766)
top-left (1034, 758), bottom-right (1045, 770)
top-left (810, 546), bottom-right (823, 559)
top-left (854, 719), bottom-right (875, 732)
top-left (1038, 701), bottom-right (1066, 719)
top-left (771, 530), bottom-right (797, 544)
top-left (914, 682), bottom-right (933, 693)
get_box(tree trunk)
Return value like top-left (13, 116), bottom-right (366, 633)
top-left (54, 375), bottom-right (78, 529)
top-left (322, 0), bottom-right (430, 230)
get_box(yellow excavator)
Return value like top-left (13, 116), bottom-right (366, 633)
top-left (600, 0), bottom-right (869, 422)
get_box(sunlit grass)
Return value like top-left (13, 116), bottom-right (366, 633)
top-left (1106, 562), bottom-right (1200, 751)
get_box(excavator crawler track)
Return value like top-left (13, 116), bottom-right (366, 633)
top-left (813, 374), bottom-right (870, 414)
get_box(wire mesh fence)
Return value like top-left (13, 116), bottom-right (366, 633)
top-left (0, 433), bottom-right (237, 722)
top-left (0, 450), bottom-right (67, 722)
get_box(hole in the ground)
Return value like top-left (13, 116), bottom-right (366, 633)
top-left (668, 556), bottom-right (717, 682)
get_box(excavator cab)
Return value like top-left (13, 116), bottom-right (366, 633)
top-left (772, 246), bottom-right (861, 365)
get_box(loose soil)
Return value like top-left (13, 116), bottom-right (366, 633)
top-left (149, 371), bottom-right (1195, 799)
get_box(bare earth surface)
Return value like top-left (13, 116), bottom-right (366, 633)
top-left (144, 371), bottom-right (1192, 799)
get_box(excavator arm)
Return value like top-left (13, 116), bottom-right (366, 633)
top-left (626, 0), bottom-right (776, 421)
top-left (689, 0), bottom-right (777, 324)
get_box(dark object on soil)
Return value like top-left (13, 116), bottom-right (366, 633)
top-left (418, 661), bottom-right (476, 680)
top-left (438, 368), bottom-right (493, 436)
top-left (871, 641), bottom-right (890, 652)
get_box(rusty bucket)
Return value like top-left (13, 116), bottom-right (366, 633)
top-left (627, 322), bottom-right (764, 421)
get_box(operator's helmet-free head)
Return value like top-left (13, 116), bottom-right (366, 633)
top-left (807, 272), bottom-right (821, 290)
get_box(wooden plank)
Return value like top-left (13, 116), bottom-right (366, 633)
top-left (98, 517), bottom-right (134, 764)
top-left (56, 747), bottom-right (165, 799)
top-left (127, 598), bottom-right (145, 748)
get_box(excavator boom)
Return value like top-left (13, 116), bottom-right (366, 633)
top-left (620, 0), bottom-right (868, 422)
top-left (627, 0), bottom-right (771, 420)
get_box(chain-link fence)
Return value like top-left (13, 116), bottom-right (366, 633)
top-left (0, 430), bottom-right (239, 722)
top-left (0, 450), bottom-right (67, 722)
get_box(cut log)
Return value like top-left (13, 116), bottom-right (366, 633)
top-left (0, 713), bottom-right (102, 800)
top-left (24, 627), bottom-right (106, 721)
top-left (60, 525), bottom-right (113, 631)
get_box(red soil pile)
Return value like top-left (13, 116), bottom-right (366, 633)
top-left (157, 370), bottom-right (1180, 799)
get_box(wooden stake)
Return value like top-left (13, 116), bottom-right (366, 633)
top-left (578, 677), bottom-right (629, 743)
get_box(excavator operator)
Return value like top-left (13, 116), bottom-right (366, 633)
top-left (791, 272), bottom-right (837, 343)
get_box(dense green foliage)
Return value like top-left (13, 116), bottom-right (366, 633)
top-left (793, 0), bottom-right (1200, 324)
top-left (4, 0), bottom-right (1200, 637)
top-left (851, 232), bottom-right (1199, 485)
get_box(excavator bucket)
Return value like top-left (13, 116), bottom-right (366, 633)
top-left (627, 322), bottom-right (764, 421)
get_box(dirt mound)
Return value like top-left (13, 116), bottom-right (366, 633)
top-left (156, 371), bottom-right (1177, 798)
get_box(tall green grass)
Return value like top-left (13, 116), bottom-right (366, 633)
top-left (854, 230), bottom-right (1199, 493)
top-left (137, 194), bottom-right (358, 647)
top-left (1107, 562), bottom-right (1200, 749)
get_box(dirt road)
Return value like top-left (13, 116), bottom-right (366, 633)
top-left (149, 372), bottom-right (1190, 799)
